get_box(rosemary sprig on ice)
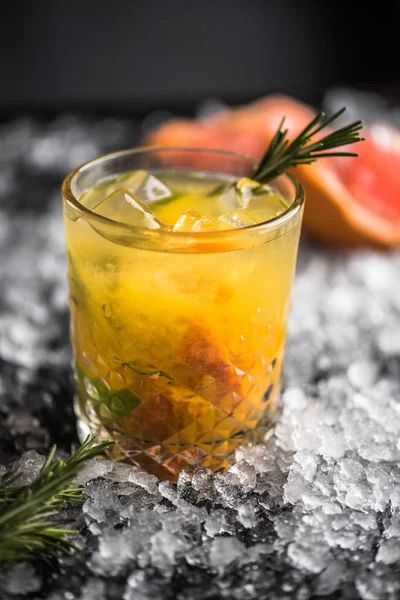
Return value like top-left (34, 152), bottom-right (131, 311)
top-left (0, 437), bottom-right (111, 568)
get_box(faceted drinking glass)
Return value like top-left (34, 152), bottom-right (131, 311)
top-left (62, 147), bottom-right (304, 481)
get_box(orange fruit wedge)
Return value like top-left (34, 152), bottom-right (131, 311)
top-left (144, 95), bottom-right (400, 247)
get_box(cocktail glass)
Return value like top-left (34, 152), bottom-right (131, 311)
top-left (62, 147), bottom-right (304, 481)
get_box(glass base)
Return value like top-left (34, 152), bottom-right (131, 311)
top-left (75, 393), bottom-right (279, 482)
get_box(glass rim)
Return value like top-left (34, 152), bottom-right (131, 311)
top-left (62, 146), bottom-right (305, 244)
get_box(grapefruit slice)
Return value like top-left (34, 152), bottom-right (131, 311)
top-left (145, 95), bottom-right (400, 247)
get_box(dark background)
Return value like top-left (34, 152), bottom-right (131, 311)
top-left (1, 0), bottom-right (399, 117)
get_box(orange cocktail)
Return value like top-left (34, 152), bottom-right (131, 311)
top-left (62, 148), bottom-right (304, 481)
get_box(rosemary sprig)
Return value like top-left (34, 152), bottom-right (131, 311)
top-left (251, 107), bottom-right (364, 184)
top-left (0, 436), bottom-right (112, 568)
top-left (209, 107), bottom-right (364, 198)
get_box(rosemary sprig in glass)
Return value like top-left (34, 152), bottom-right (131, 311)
top-left (210, 107), bottom-right (364, 196)
top-left (252, 107), bottom-right (363, 182)
top-left (0, 437), bottom-right (112, 569)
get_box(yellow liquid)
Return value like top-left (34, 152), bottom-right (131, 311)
top-left (64, 170), bottom-right (301, 480)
